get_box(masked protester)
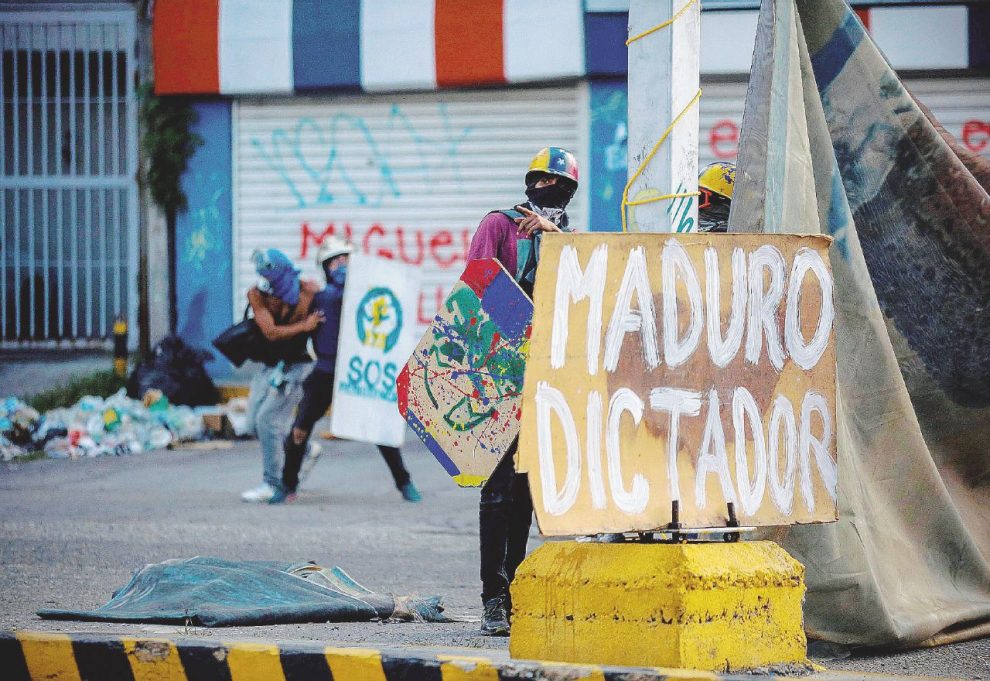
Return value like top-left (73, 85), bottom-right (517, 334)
top-left (697, 161), bottom-right (735, 233)
top-left (270, 236), bottom-right (422, 505)
top-left (466, 147), bottom-right (579, 635)
top-left (241, 249), bottom-right (324, 503)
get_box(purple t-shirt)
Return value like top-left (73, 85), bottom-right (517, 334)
top-left (467, 212), bottom-right (530, 276)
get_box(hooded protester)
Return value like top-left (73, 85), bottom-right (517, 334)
top-left (270, 237), bottom-right (422, 505)
top-left (240, 248), bottom-right (323, 503)
top-left (697, 161), bottom-right (735, 233)
top-left (465, 146), bottom-right (579, 635)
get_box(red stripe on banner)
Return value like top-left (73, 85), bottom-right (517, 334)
top-left (435, 0), bottom-right (505, 87)
top-left (153, 0), bottom-right (220, 94)
top-left (855, 8), bottom-right (871, 32)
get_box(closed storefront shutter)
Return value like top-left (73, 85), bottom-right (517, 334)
top-left (697, 76), bottom-right (990, 168)
top-left (233, 85), bottom-right (584, 329)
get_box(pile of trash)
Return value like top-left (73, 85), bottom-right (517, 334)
top-left (1, 389), bottom-right (204, 461)
top-left (0, 397), bottom-right (42, 461)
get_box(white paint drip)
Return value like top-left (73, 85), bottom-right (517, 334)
top-left (733, 386), bottom-right (768, 517)
top-left (606, 388), bottom-right (650, 514)
top-left (694, 388), bottom-right (738, 509)
top-left (784, 247), bottom-right (834, 371)
top-left (706, 246), bottom-right (747, 368)
top-left (586, 390), bottom-right (607, 510)
top-left (745, 245), bottom-right (787, 371)
top-left (767, 394), bottom-right (797, 515)
top-left (535, 381), bottom-right (581, 516)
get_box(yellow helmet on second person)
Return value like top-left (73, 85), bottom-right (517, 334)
top-left (698, 161), bottom-right (736, 201)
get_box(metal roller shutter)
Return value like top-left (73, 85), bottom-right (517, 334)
top-left (233, 85), bottom-right (585, 330)
top-left (697, 76), bottom-right (990, 168)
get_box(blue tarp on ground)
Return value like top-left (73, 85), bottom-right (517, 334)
top-left (38, 556), bottom-right (445, 627)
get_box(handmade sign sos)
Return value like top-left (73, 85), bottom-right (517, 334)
top-left (397, 259), bottom-right (533, 487)
top-left (517, 233), bottom-right (837, 535)
top-left (330, 254), bottom-right (421, 448)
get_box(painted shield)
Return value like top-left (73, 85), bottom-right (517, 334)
top-left (397, 258), bottom-right (533, 487)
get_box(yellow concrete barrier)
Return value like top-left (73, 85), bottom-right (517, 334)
top-left (509, 540), bottom-right (807, 672)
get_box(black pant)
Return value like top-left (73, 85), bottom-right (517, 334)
top-left (479, 440), bottom-right (533, 604)
top-left (282, 368), bottom-right (411, 493)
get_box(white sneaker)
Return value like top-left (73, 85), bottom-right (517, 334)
top-left (297, 442), bottom-right (323, 485)
top-left (240, 482), bottom-right (277, 503)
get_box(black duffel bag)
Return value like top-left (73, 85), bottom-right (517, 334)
top-left (212, 306), bottom-right (292, 368)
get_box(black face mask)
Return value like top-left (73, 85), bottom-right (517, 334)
top-left (525, 182), bottom-right (573, 210)
top-left (698, 194), bottom-right (731, 233)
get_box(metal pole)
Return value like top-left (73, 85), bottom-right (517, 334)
top-left (41, 24), bottom-right (50, 339)
top-left (13, 24), bottom-right (21, 339)
top-left (110, 23), bottom-right (120, 319)
top-left (97, 23), bottom-right (107, 337)
top-left (626, 0), bottom-right (700, 233)
top-left (27, 23), bottom-right (35, 338)
top-left (55, 22), bottom-right (64, 338)
top-left (69, 21), bottom-right (78, 338)
top-left (1, 26), bottom-right (7, 340)
top-left (124, 16), bottom-right (138, 350)
top-left (84, 22), bottom-right (92, 337)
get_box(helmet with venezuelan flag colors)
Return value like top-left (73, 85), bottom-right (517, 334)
top-left (698, 161), bottom-right (735, 201)
top-left (525, 147), bottom-right (579, 189)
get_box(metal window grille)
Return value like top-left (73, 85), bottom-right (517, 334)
top-left (1, 8), bottom-right (138, 348)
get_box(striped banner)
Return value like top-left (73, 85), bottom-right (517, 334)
top-left (153, 0), bottom-right (585, 95)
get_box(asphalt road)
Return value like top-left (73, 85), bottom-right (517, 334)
top-left (1, 436), bottom-right (987, 679)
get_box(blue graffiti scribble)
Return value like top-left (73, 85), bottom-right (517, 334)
top-left (252, 104), bottom-right (472, 209)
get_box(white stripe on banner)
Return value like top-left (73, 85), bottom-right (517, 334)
top-left (701, 11), bottom-right (758, 74)
top-left (362, 1), bottom-right (436, 92)
top-left (503, 0), bottom-right (584, 83)
top-left (219, 0), bottom-right (293, 94)
top-left (871, 6), bottom-right (968, 70)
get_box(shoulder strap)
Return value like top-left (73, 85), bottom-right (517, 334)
top-left (489, 208), bottom-right (524, 221)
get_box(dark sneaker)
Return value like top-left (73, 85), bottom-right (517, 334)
top-left (481, 595), bottom-right (510, 636)
top-left (399, 481), bottom-right (422, 503)
top-left (268, 488), bottom-right (298, 505)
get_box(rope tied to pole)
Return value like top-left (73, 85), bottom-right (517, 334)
top-left (620, 0), bottom-right (702, 232)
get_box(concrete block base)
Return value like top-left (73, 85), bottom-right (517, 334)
top-left (509, 540), bottom-right (807, 672)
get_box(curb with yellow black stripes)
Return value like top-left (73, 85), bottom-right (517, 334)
top-left (3, 631), bottom-right (964, 681)
top-left (1, 630), bottom-right (768, 681)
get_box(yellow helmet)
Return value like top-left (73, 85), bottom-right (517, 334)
top-left (698, 162), bottom-right (736, 202)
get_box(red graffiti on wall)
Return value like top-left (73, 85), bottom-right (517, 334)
top-left (300, 221), bottom-right (473, 324)
top-left (709, 119), bottom-right (739, 160)
top-left (962, 120), bottom-right (990, 154)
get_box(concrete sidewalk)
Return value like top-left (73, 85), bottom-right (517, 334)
top-left (2, 631), bottom-right (967, 681)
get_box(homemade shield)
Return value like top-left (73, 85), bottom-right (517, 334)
top-left (397, 259), bottom-right (533, 487)
top-left (730, 0), bottom-right (990, 646)
top-left (330, 254), bottom-right (421, 447)
top-left (517, 233), bottom-right (837, 536)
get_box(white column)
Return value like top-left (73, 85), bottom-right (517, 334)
top-left (626, 0), bottom-right (700, 233)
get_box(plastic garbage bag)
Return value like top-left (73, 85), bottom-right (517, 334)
top-left (126, 335), bottom-right (220, 407)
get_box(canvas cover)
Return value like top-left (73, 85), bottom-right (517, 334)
top-left (730, 0), bottom-right (990, 646)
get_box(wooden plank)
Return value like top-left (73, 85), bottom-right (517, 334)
top-left (517, 232), bottom-right (836, 535)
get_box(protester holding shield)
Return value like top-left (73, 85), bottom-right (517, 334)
top-left (271, 236), bottom-right (422, 505)
top-left (240, 249), bottom-right (323, 503)
top-left (466, 147), bottom-right (580, 635)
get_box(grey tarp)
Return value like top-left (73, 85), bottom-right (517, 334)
top-left (38, 556), bottom-right (447, 627)
top-left (731, 0), bottom-right (990, 647)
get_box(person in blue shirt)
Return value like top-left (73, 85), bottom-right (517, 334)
top-left (270, 237), bottom-right (422, 505)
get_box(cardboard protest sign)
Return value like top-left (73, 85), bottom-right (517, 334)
top-left (397, 259), bottom-right (533, 487)
top-left (517, 233), bottom-right (836, 535)
top-left (330, 254), bottom-right (421, 447)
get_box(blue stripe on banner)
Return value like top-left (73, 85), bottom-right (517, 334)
top-left (292, 0), bottom-right (361, 91)
top-left (810, 9), bottom-right (864, 92)
top-left (585, 12), bottom-right (629, 76)
top-left (970, 5), bottom-right (990, 69)
top-left (406, 410), bottom-right (461, 477)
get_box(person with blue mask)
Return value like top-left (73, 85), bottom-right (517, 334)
top-left (270, 236), bottom-right (422, 505)
top-left (240, 248), bottom-right (324, 503)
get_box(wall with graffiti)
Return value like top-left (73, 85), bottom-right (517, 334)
top-left (175, 101), bottom-right (234, 377)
